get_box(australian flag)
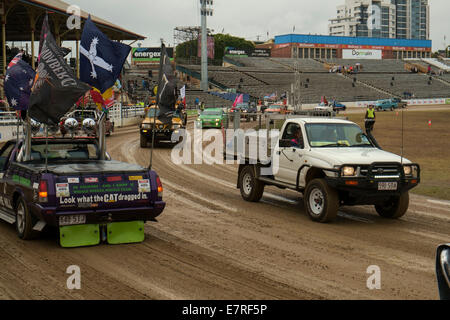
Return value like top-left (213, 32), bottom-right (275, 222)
top-left (29, 15), bottom-right (90, 125)
top-left (80, 16), bottom-right (131, 94)
top-left (156, 44), bottom-right (177, 124)
top-left (4, 52), bottom-right (36, 111)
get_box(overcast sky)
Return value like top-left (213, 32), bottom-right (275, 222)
top-left (68, 0), bottom-right (449, 50)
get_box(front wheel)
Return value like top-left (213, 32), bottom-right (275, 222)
top-left (375, 192), bottom-right (409, 219)
top-left (304, 179), bottom-right (339, 223)
top-left (15, 197), bottom-right (38, 240)
top-left (239, 166), bottom-right (264, 202)
top-left (140, 135), bottom-right (148, 148)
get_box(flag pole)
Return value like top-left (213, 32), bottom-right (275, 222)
top-left (149, 42), bottom-right (165, 171)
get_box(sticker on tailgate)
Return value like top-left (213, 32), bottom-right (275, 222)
top-left (138, 179), bottom-right (150, 193)
top-left (56, 183), bottom-right (70, 198)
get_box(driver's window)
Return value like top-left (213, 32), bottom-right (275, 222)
top-left (282, 123), bottom-right (303, 148)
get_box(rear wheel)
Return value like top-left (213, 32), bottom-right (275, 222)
top-left (375, 192), bottom-right (409, 219)
top-left (15, 197), bottom-right (38, 240)
top-left (304, 179), bottom-right (339, 223)
top-left (239, 166), bottom-right (264, 202)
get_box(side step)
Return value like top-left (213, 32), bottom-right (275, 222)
top-left (0, 209), bottom-right (15, 224)
top-left (258, 177), bottom-right (299, 190)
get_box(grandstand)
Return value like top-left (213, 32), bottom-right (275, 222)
top-left (178, 56), bottom-right (450, 105)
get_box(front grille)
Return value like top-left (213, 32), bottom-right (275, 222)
top-left (360, 164), bottom-right (400, 179)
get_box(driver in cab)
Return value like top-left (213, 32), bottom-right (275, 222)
top-left (291, 127), bottom-right (304, 148)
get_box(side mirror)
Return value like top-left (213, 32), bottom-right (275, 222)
top-left (436, 244), bottom-right (450, 300)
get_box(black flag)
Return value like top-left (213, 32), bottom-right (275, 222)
top-left (29, 15), bottom-right (90, 125)
top-left (156, 44), bottom-right (177, 124)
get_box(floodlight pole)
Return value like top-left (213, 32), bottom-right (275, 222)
top-left (200, 0), bottom-right (212, 91)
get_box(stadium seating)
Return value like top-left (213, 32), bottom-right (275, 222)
top-left (178, 57), bottom-right (450, 103)
top-left (355, 73), bottom-right (450, 98)
top-left (324, 59), bottom-right (407, 73)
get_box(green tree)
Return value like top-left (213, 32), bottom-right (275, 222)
top-left (175, 34), bottom-right (255, 61)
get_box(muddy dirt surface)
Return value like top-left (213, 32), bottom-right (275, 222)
top-left (0, 120), bottom-right (448, 300)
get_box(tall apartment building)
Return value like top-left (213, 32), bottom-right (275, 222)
top-left (329, 0), bottom-right (429, 40)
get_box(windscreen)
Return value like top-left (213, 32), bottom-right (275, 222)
top-left (146, 109), bottom-right (160, 117)
top-left (305, 123), bottom-right (372, 148)
top-left (29, 143), bottom-right (99, 161)
top-left (202, 109), bottom-right (222, 116)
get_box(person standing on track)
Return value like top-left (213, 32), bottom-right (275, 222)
top-left (365, 104), bottom-right (376, 134)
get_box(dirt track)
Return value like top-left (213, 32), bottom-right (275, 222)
top-left (0, 121), bottom-right (449, 300)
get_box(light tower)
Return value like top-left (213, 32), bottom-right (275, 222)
top-left (200, 0), bottom-right (213, 91)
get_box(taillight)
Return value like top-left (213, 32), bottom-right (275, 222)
top-left (156, 176), bottom-right (163, 199)
top-left (39, 180), bottom-right (48, 202)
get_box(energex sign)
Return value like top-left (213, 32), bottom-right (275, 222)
top-left (343, 49), bottom-right (382, 60)
top-left (131, 47), bottom-right (174, 64)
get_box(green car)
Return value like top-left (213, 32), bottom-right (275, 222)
top-left (197, 108), bottom-right (227, 128)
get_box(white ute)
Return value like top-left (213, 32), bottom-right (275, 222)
top-left (234, 117), bottom-right (420, 223)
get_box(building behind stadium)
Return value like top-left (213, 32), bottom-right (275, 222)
top-left (329, 0), bottom-right (429, 40)
top-left (269, 34), bottom-right (431, 60)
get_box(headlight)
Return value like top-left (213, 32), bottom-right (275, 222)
top-left (141, 123), bottom-right (151, 129)
top-left (215, 118), bottom-right (220, 122)
top-left (403, 165), bottom-right (412, 176)
top-left (158, 125), bottom-right (164, 129)
top-left (173, 124), bottom-right (181, 129)
top-left (403, 165), bottom-right (419, 178)
top-left (342, 166), bottom-right (356, 176)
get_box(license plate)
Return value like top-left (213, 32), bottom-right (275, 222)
top-left (59, 215), bottom-right (86, 226)
top-left (378, 182), bottom-right (398, 191)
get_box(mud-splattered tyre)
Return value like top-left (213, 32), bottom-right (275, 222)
top-left (15, 197), bottom-right (38, 240)
top-left (239, 166), bottom-right (264, 202)
top-left (375, 192), bottom-right (409, 219)
top-left (304, 178), bottom-right (339, 223)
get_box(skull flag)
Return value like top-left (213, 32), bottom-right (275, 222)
top-left (29, 15), bottom-right (90, 125)
top-left (80, 15), bottom-right (131, 94)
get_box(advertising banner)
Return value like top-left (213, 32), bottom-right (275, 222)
top-left (197, 36), bottom-right (215, 59)
top-left (343, 49), bottom-right (382, 60)
top-left (224, 48), bottom-right (271, 57)
top-left (251, 48), bottom-right (271, 57)
top-left (131, 47), bottom-right (174, 64)
top-left (446, 98), bottom-right (450, 104)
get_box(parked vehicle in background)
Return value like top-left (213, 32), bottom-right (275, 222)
top-left (375, 99), bottom-right (398, 111)
top-left (240, 104), bottom-right (257, 122)
top-left (197, 108), bottom-right (227, 128)
top-left (390, 98), bottom-right (407, 108)
top-left (314, 103), bottom-right (333, 113)
top-left (330, 101), bottom-right (347, 112)
top-left (265, 104), bottom-right (290, 115)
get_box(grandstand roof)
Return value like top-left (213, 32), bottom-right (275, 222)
top-left (4, 0), bottom-right (146, 41)
top-left (275, 34), bottom-right (432, 49)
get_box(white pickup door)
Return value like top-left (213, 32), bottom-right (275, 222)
top-left (274, 122), bottom-right (308, 186)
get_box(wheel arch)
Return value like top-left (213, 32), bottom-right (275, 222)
top-left (304, 167), bottom-right (326, 186)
